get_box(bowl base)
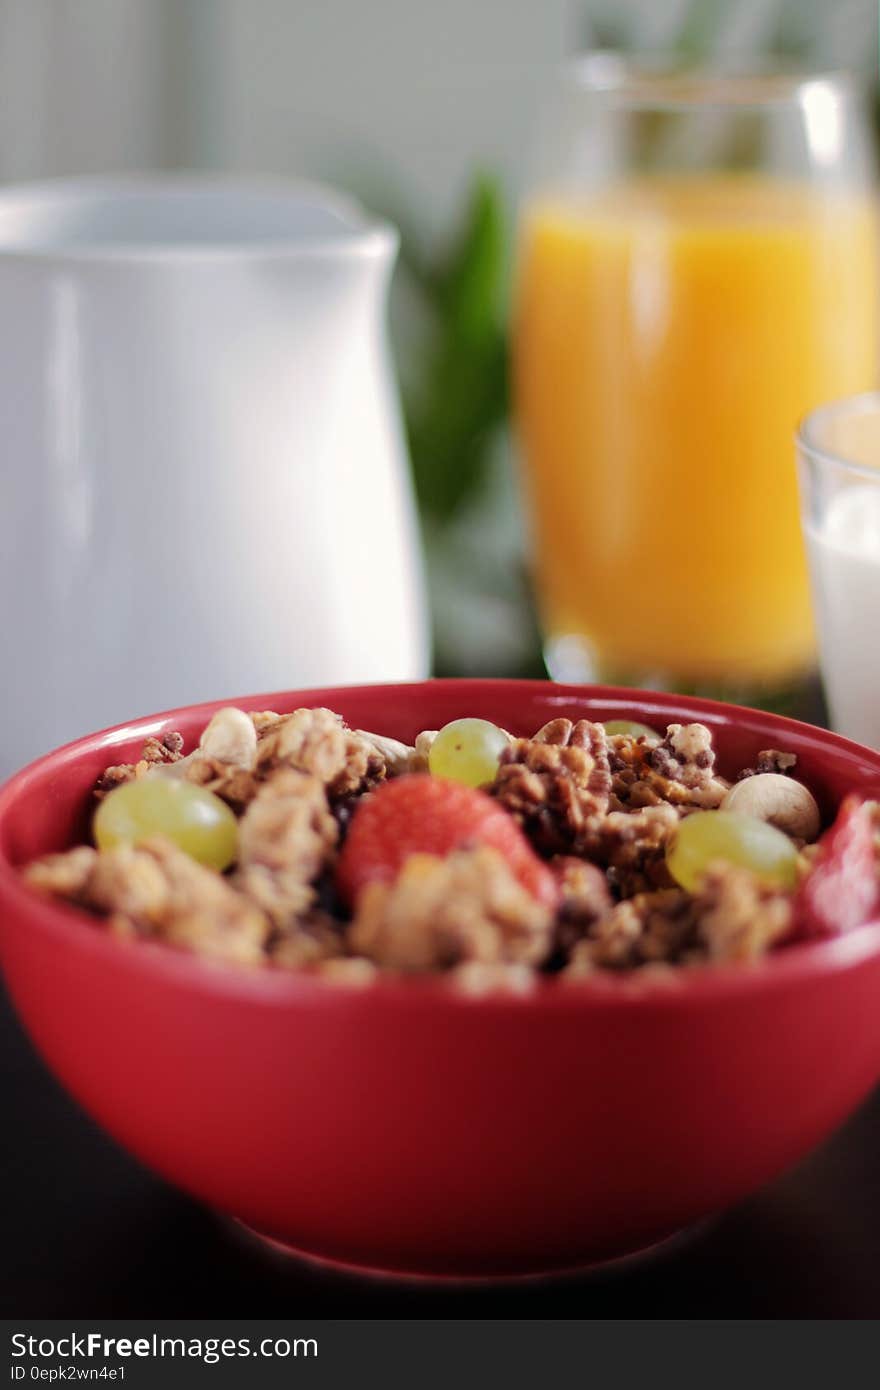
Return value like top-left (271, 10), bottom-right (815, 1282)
top-left (229, 1218), bottom-right (698, 1284)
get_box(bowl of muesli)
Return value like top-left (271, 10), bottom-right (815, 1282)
top-left (2, 679), bottom-right (880, 1278)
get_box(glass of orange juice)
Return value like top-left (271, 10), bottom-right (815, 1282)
top-left (513, 57), bottom-right (878, 704)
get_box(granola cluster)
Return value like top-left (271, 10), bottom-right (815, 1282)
top-left (28, 838), bottom-right (270, 965)
top-left (493, 718), bottom-right (612, 855)
top-left (95, 731), bottom-right (185, 798)
top-left (566, 867), bottom-right (794, 974)
top-left (22, 704), bottom-right (844, 988)
top-left (349, 847), bottom-right (553, 973)
top-left (607, 723), bottom-right (728, 811)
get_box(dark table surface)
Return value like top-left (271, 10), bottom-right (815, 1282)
top-left (3, 979), bottom-right (880, 1319)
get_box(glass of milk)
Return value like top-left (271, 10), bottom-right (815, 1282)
top-left (798, 392), bottom-right (880, 747)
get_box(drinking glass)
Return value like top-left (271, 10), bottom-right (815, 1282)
top-left (798, 392), bottom-right (880, 747)
top-left (513, 56), bottom-right (878, 704)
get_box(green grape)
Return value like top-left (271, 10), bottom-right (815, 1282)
top-left (603, 719), bottom-right (661, 740)
top-left (667, 810), bottom-right (798, 894)
top-left (94, 776), bottom-right (238, 871)
top-left (428, 717), bottom-right (509, 788)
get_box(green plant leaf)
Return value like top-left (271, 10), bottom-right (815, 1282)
top-left (403, 175), bottom-right (509, 521)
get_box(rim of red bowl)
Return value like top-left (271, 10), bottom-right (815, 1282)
top-left (2, 677), bottom-right (880, 1011)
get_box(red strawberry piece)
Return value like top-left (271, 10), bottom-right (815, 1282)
top-left (791, 795), bottom-right (880, 942)
top-left (336, 773), bottom-right (559, 910)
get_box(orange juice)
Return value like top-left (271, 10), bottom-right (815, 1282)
top-left (513, 177), bottom-right (879, 685)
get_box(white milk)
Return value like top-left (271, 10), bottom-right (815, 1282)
top-left (806, 484), bottom-right (880, 747)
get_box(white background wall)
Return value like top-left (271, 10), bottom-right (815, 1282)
top-left (0, 0), bottom-right (168, 178)
top-left (0, 0), bottom-right (873, 236)
top-left (0, 0), bottom-right (570, 232)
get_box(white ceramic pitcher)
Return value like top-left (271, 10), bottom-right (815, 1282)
top-left (0, 176), bottom-right (428, 773)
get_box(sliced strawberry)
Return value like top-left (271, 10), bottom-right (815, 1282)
top-left (336, 773), bottom-right (559, 910)
top-left (791, 795), bottom-right (880, 941)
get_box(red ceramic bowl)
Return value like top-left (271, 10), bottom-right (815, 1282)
top-left (3, 680), bottom-right (880, 1279)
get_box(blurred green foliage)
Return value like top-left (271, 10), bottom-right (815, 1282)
top-left (401, 177), bottom-right (508, 523)
top-left (389, 174), bottom-right (545, 677)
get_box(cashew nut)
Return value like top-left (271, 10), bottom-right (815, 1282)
top-left (412, 729), bottom-right (438, 771)
top-left (721, 773), bottom-right (821, 842)
top-left (199, 707), bottom-right (258, 769)
top-left (354, 730), bottom-right (418, 777)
